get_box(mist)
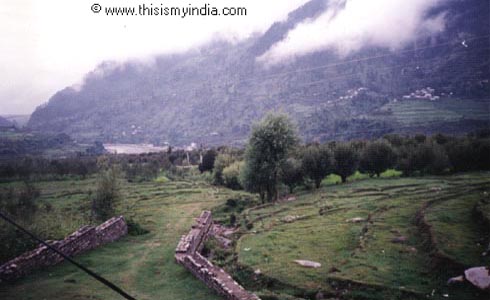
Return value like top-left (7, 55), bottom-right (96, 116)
top-left (258, 0), bottom-right (447, 65)
top-left (0, 0), bottom-right (309, 115)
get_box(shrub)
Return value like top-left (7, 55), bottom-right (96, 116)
top-left (213, 153), bottom-right (235, 185)
top-left (222, 161), bottom-right (244, 190)
top-left (92, 166), bottom-right (120, 222)
top-left (126, 218), bottom-right (150, 236)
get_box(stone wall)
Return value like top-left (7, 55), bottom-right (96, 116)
top-left (175, 211), bottom-right (260, 300)
top-left (0, 216), bottom-right (127, 282)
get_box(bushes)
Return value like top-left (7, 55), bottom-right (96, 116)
top-left (126, 218), bottom-right (150, 236)
top-left (213, 153), bottom-right (236, 185)
top-left (0, 183), bottom-right (41, 263)
top-left (222, 161), bottom-right (244, 190)
top-left (91, 166), bottom-right (120, 222)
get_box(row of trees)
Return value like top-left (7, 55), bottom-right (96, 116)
top-left (200, 114), bottom-right (490, 203)
top-left (0, 147), bottom-right (204, 182)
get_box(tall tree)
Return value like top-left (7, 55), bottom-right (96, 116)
top-left (359, 140), bottom-right (396, 177)
top-left (301, 144), bottom-right (333, 188)
top-left (333, 143), bottom-right (359, 183)
top-left (199, 149), bottom-right (217, 173)
top-left (241, 114), bottom-right (297, 202)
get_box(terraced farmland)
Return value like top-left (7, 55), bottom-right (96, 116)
top-left (383, 98), bottom-right (490, 126)
top-left (1, 173), bottom-right (489, 300)
top-left (0, 177), bottom-right (249, 300)
top-left (235, 173), bottom-right (490, 299)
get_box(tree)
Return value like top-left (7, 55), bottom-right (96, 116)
top-left (359, 141), bottom-right (396, 177)
top-left (280, 157), bottom-right (304, 193)
top-left (241, 114), bottom-right (297, 202)
top-left (92, 165), bottom-right (119, 221)
top-left (199, 149), bottom-right (217, 173)
top-left (301, 144), bottom-right (333, 188)
top-left (333, 143), bottom-right (359, 183)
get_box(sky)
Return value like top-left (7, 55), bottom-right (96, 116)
top-left (0, 0), bottom-right (310, 115)
top-left (0, 0), bottom-right (448, 115)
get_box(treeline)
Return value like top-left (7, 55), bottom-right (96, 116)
top-left (0, 156), bottom-right (99, 181)
top-left (0, 148), bottom-right (204, 182)
top-left (199, 115), bottom-right (490, 202)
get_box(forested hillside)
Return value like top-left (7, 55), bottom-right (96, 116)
top-left (28, 0), bottom-right (490, 146)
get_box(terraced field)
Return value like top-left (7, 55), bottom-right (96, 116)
top-left (383, 98), bottom-right (490, 126)
top-left (1, 173), bottom-right (489, 300)
top-left (0, 177), bottom-right (249, 300)
top-left (236, 173), bottom-right (490, 299)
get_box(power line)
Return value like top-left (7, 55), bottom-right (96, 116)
top-left (0, 211), bottom-right (138, 300)
top-left (147, 34), bottom-right (490, 93)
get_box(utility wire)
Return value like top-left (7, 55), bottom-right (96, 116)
top-left (0, 211), bottom-right (137, 300)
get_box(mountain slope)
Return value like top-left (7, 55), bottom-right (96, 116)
top-left (28, 0), bottom-right (490, 146)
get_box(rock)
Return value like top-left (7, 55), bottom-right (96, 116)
top-left (465, 267), bottom-right (490, 290)
top-left (447, 275), bottom-right (465, 285)
top-left (294, 260), bottom-right (321, 268)
top-left (407, 247), bottom-right (417, 253)
top-left (282, 215), bottom-right (300, 223)
top-left (391, 236), bottom-right (408, 244)
top-left (346, 217), bottom-right (365, 223)
top-left (430, 187), bottom-right (442, 192)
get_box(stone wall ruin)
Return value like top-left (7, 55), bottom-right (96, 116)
top-left (0, 216), bottom-right (128, 282)
top-left (175, 211), bottom-right (260, 300)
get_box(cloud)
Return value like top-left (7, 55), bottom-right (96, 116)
top-left (258, 0), bottom-right (447, 65)
top-left (0, 0), bottom-right (310, 114)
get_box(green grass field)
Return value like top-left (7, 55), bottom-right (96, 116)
top-left (0, 177), bottom-right (247, 300)
top-left (236, 173), bottom-right (490, 299)
top-left (1, 172), bottom-right (489, 300)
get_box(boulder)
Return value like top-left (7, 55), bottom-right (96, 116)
top-left (294, 260), bottom-right (321, 268)
top-left (465, 267), bottom-right (490, 290)
top-left (282, 215), bottom-right (300, 223)
top-left (346, 217), bottom-right (365, 223)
